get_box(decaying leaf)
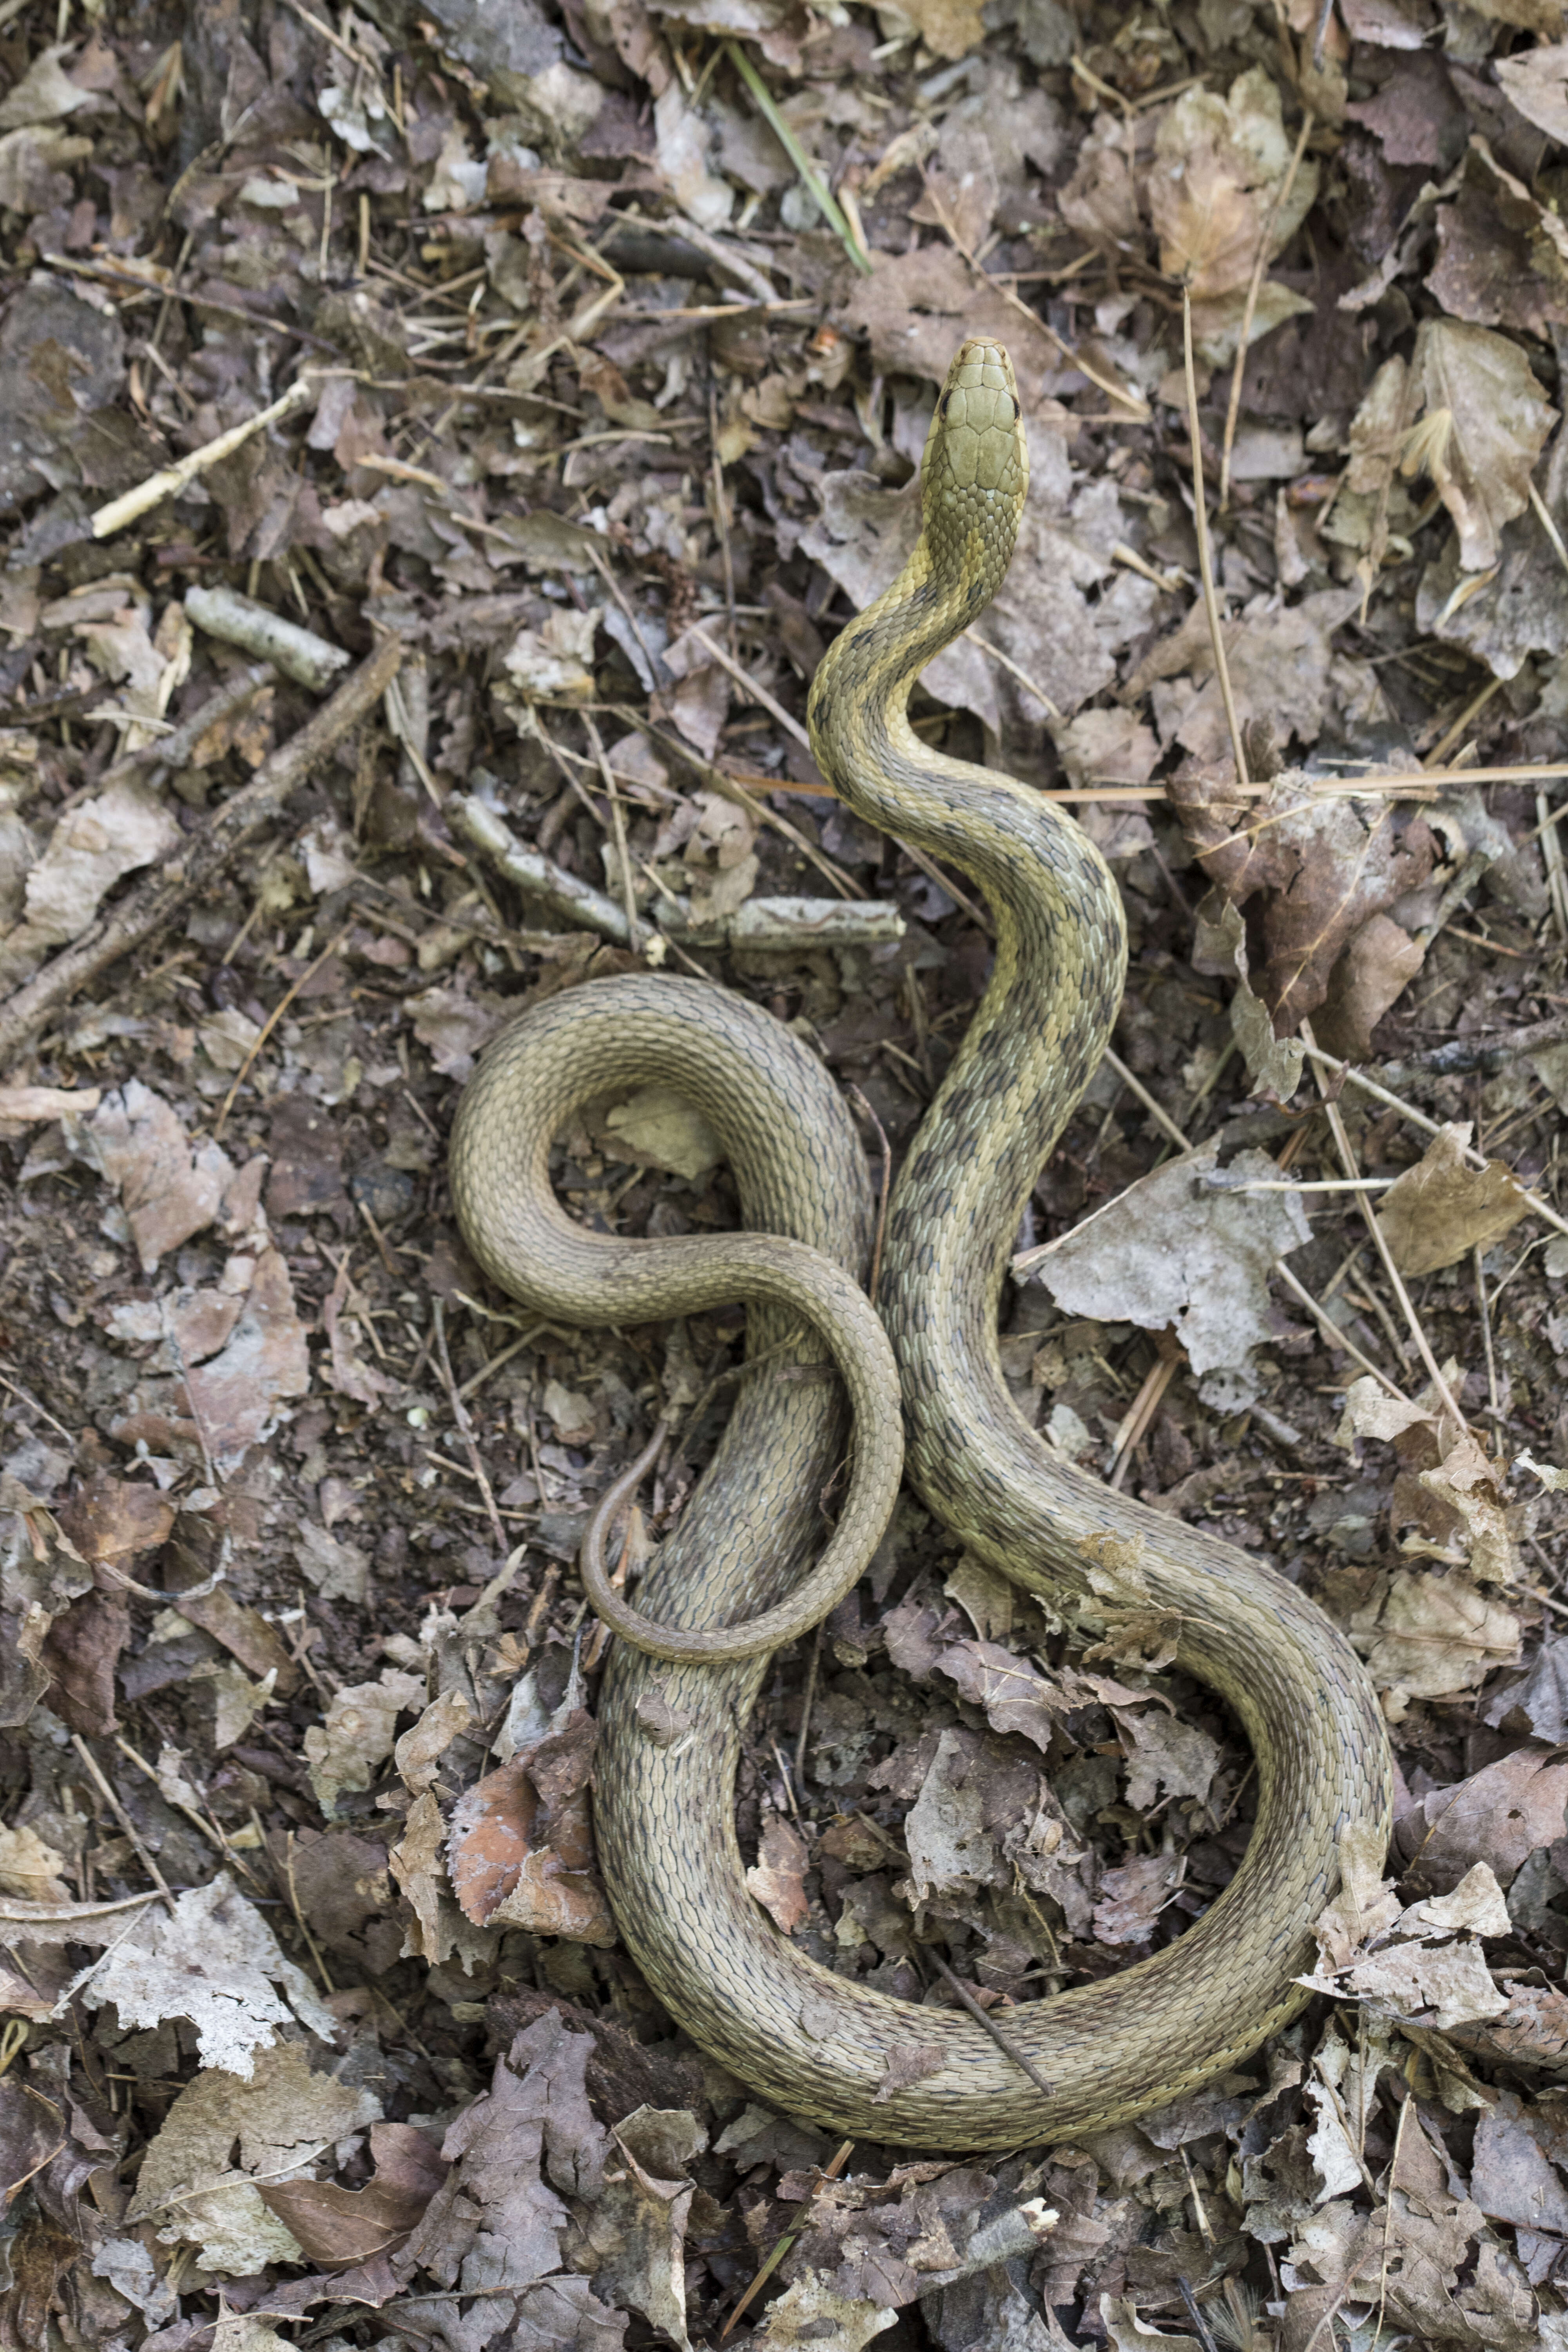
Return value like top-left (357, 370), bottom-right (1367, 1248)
top-left (448, 1709), bottom-right (616, 1946)
top-left (1173, 768), bottom-right (1437, 1029)
top-left (1374, 1121), bottom-right (1533, 1274)
top-left (1032, 1141), bottom-right (1310, 1405)
top-left (1405, 319), bottom-right (1558, 573)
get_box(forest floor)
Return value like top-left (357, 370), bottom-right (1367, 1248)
top-left (2, 1), bottom-right (1568, 2349)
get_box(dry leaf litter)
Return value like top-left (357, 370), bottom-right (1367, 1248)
top-left (1, 0), bottom-right (1568, 2348)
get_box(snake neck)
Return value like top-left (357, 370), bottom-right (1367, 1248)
top-left (808, 555), bottom-right (1129, 1486)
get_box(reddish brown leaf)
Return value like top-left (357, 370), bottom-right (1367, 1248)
top-left (55, 1472), bottom-right (174, 1565)
top-left (257, 2123), bottom-right (448, 2265)
top-left (40, 1587), bottom-right (127, 1737)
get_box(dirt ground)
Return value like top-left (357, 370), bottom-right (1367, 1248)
top-left (2, 0), bottom-right (1568, 2348)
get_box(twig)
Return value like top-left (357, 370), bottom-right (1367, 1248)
top-left (1104, 1046), bottom-right (1191, 1151)
top-left (0, 637), bottom-right (401, 1067)
top-left (185, 587), bottom-right (348, 693)
top-left (1301, 1019), bottom-right (1466, 1430)
top-left (448, 795), bottom-right (637, 946)
top-left (1177, 2278), bottom-right (1221, 2352)
top-left (582, 711), bottom-right (645, 950)
top-left (1272, 1259), bottom-right (1408, 1399)
top-left (69, 1736), bottom-right (174, 1908)
top-left (112, 1737), bottom-right (265, 1892)
top-left (1183, 288), bottom-right (1250, 787)
top-left (794, 1625), bottom-right (822, 1793)
top-left (1373, 1009), bottom-right (1568, 1082)
top-left (212, 923), bottom-right (353, 1140)
top-left (720, 2138), bottom-right (856, 2337)
top-left (431, 1299), bottom-right (508, 1555)
top-left (725, 42), bottom-right (871, 275)
top-left (613, 708), bottom-right (863, 901)
top-left (962, 628), bottom-right (1062, 719)
top-left (1220, 108), bottom-right (1313, 511)
top-left (92, 377), bottom-right (316, 538)
top-left (93, 663), bottom-right (275, 788)
top-left (1296, 1037), bottom-right (1568, 1243)
top-left (929, 1953), bottom-right (1055, 2101)
top-left (682, 626), bottom-right (995, 933)
top-left (0, 1366), bottom-right (76, 1444)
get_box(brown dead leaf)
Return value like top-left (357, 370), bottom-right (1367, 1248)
top-left (1451, 1979), bottom-right (1568, 2075)
top-left (78, 1080), bottom-right (235, 1270)
top-left (448, 1711), bottom-right (615, 1946)
top-left (1147, 72), bottom-right (1319, 299)
top-left (1496, 38), bottom-right (1568, 142)
top-left (1406, 319), bottom-right (1558, 573)
top-left (257, 2123), bottom-right (448, 2266)
top-left (1093, 1852), bottom-right (1177, 1946)
top-left (1146, 71), bottom-right (1319, 361)
top-left (1347, 1566), bottom-right (1520, 1703)
top-left (1375, 1122), bottom-right (1533, 1275)
top-left (40, 1588), bottom-right (127, 1737)
top-left (1171, 766), bottom-right (1436, 1028)
top-left (1395, 1746), bottom-right (1568, 1893)
top-left (745, 1811), bottom-right (808, 1935)
top-left (932, 1638), bottom-right (1065, 1753)
top-left (0, 1824), bottom-right (70, 1904)
top-left (895, 0), bottom-right (983, 59)
top-left (1312, 913), bottom-right (1425, 1061)
top-left (55, 1471), bottom-right (174, 1567)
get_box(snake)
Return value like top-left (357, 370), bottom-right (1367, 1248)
top-left (449, 336), bottom-right (1393, 2152)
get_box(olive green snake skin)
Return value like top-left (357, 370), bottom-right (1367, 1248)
top-left (450, 338), bottom-right (1393, 2151)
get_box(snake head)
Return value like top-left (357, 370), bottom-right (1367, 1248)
top-left (923, 339), bottom-right (1028, 502)
top-left (920, 341), bottom-right (1028, 598)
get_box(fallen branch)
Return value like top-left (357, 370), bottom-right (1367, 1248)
top-left (0, 636), bottom-right (402, 1069)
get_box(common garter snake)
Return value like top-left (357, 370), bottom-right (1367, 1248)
top-left (450, 337), bottom-right (1392, 2150)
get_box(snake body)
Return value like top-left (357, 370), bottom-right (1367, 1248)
top-left (450, 338), bottom-right (1393, 2151)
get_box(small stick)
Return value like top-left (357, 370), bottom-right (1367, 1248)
top-left (930, 1953), bottom-right (1055, 2101)
top-left (92, 377), bottom-right (315, 538)
top-left (1103, 1044), bottom-right (1191, 1151)
top-left (212, 924), bottom-right (353, 1139)
top-left (720, 2138), bottom-right (856, 2338)
top-left (69, 1736), bottom-right (174, 1908)
top-left (680, 627), bottom-right (996, 934)
top-left (794, 1625), bottom-right (822, 1795)
top-left (1182, 288), bottom-right (1250, 789)
top-left (431, 1299), bottom-right (508, 1556)
top-left (1273, 1260), bottom-right (1408, 1399)
top-left (1220, 108), bottom-right (1313, 511)
top-left (1301, 1018), bottom-right (1467, 1431)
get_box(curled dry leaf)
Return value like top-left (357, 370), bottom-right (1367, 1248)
top-left (1146, 71), bottom-right (1319, 356)
top-left (447, 1708), bottom-right (616, 1946)
top-left (1406, 319), bottom-right (1558, 573)
top-left (304, 1668), bottom-right (426, 1819)
top-left (1174, 768), bottom-right (1437, 1030)
top-left (257, 2121), bottom-right (449, 2267)
top-left (746, 1810), bottom-right (810, 1934)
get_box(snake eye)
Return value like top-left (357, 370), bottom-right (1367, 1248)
top-left (1011, 395), bottom-right (1021, 421)
top-left (939, 391), bottom-right (952, 416)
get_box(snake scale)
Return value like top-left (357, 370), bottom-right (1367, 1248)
top-left (450, 337), bottom-right (1393, 2151)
